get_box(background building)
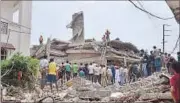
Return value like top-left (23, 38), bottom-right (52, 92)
top-left (1, 1), bottom-right (32, 60)
top-left (166, 0), bottom-right (180, 24)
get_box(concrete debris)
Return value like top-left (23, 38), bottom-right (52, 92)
top-left (2, 72), bottom-right (174, 103)
top-left (101, 97), bottom-right (110, 102)
top-left (110, 92), bottom-right (124, 99)
top-left (41, 97), bottom-right (54, 103)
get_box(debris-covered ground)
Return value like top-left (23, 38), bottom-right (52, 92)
top-left (1, 71), bottom-right (173, 103)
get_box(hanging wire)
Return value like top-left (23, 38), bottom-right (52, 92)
top-left (128, 0), bottom-right (175, 20)
top-left (136, 0), bottom-right (163, 39)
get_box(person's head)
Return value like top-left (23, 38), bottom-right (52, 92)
top-left (172, 62), bottom-right (180, 74)
top-left (62, 62), bottom-right (64, 64)
top-left (177, 52), bottom-right (180, 55)
top-left (90, 63), bottom-right (92, 65)
top-left (159, 49), bottom-right (161, 52)
top-left (43, 55), bottom-right (47, 59)
top-left (50, 58), bottom-right (54, 63)
top-left (153, 46), bottom-right (156, 49)
top-left (66, 61), bottom-right (69, 63)
top-left (165, 53), bottom-right (167, 56)
top-left (168, 54), bottom-right (171, 57)
top-left (150, 51), bottom-right (153, 55)
top-left (80, 63), bottom-right (83, 65)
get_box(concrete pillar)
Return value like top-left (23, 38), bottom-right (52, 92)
top-left (19, 1), bottom-right (32, 56)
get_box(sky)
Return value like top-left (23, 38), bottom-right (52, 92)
top-left (31, 1), bottom-right (179, 56)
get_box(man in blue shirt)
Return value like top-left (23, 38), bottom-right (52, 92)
top-left (110, 64), bottom-right (115, 84)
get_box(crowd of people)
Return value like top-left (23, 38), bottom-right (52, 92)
top-left (39, 45), bottom-right (180, 103)
top-left (39, 55), bottom-right (131, 92)
top-left (38, 46), bottom-right (177, 90)
top-left (140, 46), bottom-right (176, 78)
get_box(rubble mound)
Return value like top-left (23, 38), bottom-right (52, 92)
top-left (1, 72), bottom-right (174, 103)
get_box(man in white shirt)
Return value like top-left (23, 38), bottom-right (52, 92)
top-left (39, 55), bottom-right (48, 89)
top-left (88, 63), bottom-right (94, 82)
top-left (107, 66), bottom-right (112, 85)
top-left (115, 65), bottom-right (120, 85)
top-left (153, 46), bottom-right (160, 58)
top-left (99, 65), bottom-right (103, 85)
top-left (93, 64), bottom-right (100, 83)
top-left (123, 66), bottom-right (129, 84)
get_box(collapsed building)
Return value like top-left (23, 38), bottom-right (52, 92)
top-left (30, 11), bottom-right (141, 65)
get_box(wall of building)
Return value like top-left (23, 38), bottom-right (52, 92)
top-left (1, 1), bottom-right (32, 56)
top-left (68, 53), bottom-right (99, 60)
top-left (18, 1), bottom-right (32, 56)
top-left (67, 53), bottom-right (102, 64)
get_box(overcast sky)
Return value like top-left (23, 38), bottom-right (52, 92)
top-left (31, 1), bottom-right (179, 55)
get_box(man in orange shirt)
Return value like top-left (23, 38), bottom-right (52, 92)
top-left (48, 58), bottom-right (58, 92)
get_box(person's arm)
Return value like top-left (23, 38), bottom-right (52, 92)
top-left (170, 86), bottom-right (176, 102)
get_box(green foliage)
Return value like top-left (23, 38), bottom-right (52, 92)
top-left (1, 53), bottom-right (39, 90)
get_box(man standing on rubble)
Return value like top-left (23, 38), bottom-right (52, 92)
top-left (65, 61), bottom-right (71, 81)
top-left (48, 58), bottom-right (58, 92)
top-left (93, 64), bottom-right (101, 84)
top-left (119, 65), bottom-right (124, 85)
top-left (58, 62), bottom-right (65, 86)
top-left (99, 65), bottom-right (103, 85)
top-left (167, 54), bottom-right (176, 74)
top-left (39, 55), bottom-right (48, 90)
top-left (107, 66), bottom-right (112, 85)
top-left (101, 65), bottom-right (107, 87)
top-left (123, 66), bottom-right (129, 84)
top-left (72, 63), bottom-right (78, 78)
top-left (142, 52), bottom-right (148, 77)
top-left (88, 63), bottom-right (94, 82)
top-left (110, 63), bottom-right (116, 84)
top-left (115, 65), bottom-right (120, 85)
top-left (84, 63), bottom-right (89, 79)
top-left (130, 63), bottom-right (139, 82)
top-left (153, 46), bottom-right (162, 72)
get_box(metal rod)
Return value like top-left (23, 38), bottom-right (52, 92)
top-left (163, 24), bottom-right (165, 53)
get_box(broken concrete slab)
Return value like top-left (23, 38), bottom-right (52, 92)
top-left (79, 90), bottom-right (111, 99)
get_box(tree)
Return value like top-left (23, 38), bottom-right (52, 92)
top-left (1, 53), bottom-right (39, 90)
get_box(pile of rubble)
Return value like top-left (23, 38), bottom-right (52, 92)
top-left (1, 72), bottom-right (173, 103)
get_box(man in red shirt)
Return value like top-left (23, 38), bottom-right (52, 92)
top-left (170, 62), bottom-right (180, 103)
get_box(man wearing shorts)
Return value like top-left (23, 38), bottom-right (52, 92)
top-left (48, 58), bottom-right (58, 92)
top-left (39, 55), bottom-right (48, 89)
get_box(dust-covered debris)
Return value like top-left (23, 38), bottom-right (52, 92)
top-left (1, 72), bottom-right (173, 103)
